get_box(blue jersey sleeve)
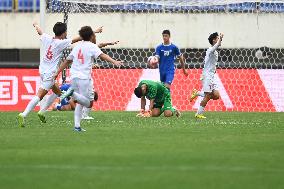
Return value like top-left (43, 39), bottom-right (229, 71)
top-left (174, 45), bottom-right (181, 57)
top-left (155, 45), bottom-right (162, 58)
top-left (60, 84), bottom-right (71, 92)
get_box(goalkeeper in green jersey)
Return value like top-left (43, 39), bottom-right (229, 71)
top-left (134, 80), bottom-right (181, 118)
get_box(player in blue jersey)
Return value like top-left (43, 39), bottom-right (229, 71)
top-left (53, 83), bottom-right (76, 111)
top-left (155, 30), bottom-right (188, 90)
top-left (52, 83), bottom-right (98, 118)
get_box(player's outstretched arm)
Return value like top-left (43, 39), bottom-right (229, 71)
top-left (33, 22), bottom-right (43, 35)
top-left (98, 41), bottom-right (119, 48)
top-left (178, 54), bottom-right (188, 76)
top-left (99, 53), bottom-right (123, 67)
top-left (71, 36), bottom-right (82, 44)
top-left (53, 60), bottom-right (72, 80)
top-left (94, 26), bottom-right (103, 34)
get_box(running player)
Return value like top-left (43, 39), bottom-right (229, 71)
top-left (190, 32), bottom-right (224, 119)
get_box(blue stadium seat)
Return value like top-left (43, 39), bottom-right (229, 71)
top-left (260, 3), bottom-right (284, 13)
top-left (17, 0), bottom-right (40, 12)
top-left (0, 0), bottom-right (13, 12)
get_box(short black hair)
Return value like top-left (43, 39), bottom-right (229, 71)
top-left (134, 86), bottom-right (142, 98)
top-left (208, 32), bottom-right (218, 45)
top-left (79, 26), bottom-right (94, 41)
top-left (53, 22), bottom-right (67, 36)
top-left (162, 30), bottom-right (171, 36)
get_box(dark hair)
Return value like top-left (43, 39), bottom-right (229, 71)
top-left (162, 30), bottom-right (171, 36)
top-left (79, 26), bottom-right (94, 41)
top-left (208, 32), bottom-right (218, 45)
top-left (134, 87), bottom-right (142, 98)
top-left (53, 22), bottom-right (67, 36)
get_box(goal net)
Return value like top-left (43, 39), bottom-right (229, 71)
top-left (44, 0), bottom-right (284, 112)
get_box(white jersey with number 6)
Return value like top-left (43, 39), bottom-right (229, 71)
top-left (67, 41), bottom-right (103, 80)
top-left (39, 33), bottom-right (72, 75)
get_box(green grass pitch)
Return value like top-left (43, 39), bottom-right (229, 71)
top-left (0, 111), bottom-right (283, 189)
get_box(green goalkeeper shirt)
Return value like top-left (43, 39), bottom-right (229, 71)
top-left (138, 80), bottom-right (169, 103)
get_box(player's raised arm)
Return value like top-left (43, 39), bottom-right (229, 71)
top-left (98, 41), bottom-right (119, 48)
top-left (99, 53), bottom-right (123, 67)
top-left (33, 22), bottom-right (43, 35)
top-left (94, 26), bottom-right (103, 33)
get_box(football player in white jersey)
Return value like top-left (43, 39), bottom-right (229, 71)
top-left (54, 26), bottom-right (123, 131)
top-left (17, 22), bottom-right (102, 127)
top-left (190, 32), bottom-right (224, 119)
top-left (81, 40), bottom-right (119, 120)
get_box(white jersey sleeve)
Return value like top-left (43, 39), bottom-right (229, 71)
top-left (91, 44), bottom-right (103, 59)
top-left (40, 33), bottom-right (51, 42)
top-left (58, 38), bottom-right (72, 50)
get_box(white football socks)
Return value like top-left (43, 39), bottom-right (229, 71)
top-left (22, 96), bottom-right (40, 117)
top-left (39, 93), bottom-right (58, 114)
top-left (197, 91), bottom-right (205, 97)
top-left (197, 106), bottom-right (205, 115)
top-left (72, 92), bottom-right (90, 107)
top-left (82, 107), bottom-right (91, 118)
top-left (74, 104), bottom-right (83, 128)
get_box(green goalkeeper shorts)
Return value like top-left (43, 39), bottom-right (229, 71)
top-left (153, 92), bottom-right (175, 113)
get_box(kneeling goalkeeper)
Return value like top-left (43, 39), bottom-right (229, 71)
top-left (134, 80), bottom-right (181, 118)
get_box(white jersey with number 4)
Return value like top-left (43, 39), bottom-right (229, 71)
top-left (202, 43), bottom-right (220, 79)
top-left (39, 33), bottom-right (72, 75)
top-left (67, 41), bottom-right (103, 80)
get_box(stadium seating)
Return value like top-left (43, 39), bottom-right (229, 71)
top-left (0, 1), bottom-right (284, 13)
top-left (0, 0), bottom-right (13, 12)
top-left (17, 0), bottom-right (40, 12)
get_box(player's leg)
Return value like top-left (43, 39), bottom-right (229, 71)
top-left (17, 77), bottom-right (53, 127)
top-left (61, 79), bottom-right (91, 108)
top-left (164, 71), bottom-right (174, 91)
top-left (210, 79), bottom-right (220, 100)
top-left (190, 89), bottom-right (205, 102)
top-left (82, 79), bottom-right (95, 120)
top-left (73, 79), bottom-right (90, 131)
top-left (38, 83), bottom-right (61, 123)
top-left (211, 89), bottom-right (220, 100)
top-left (195, 78), bottom-right (212, 119)
top-left (162, 91), bottom-right (181, 117)
top-left (196, 92), bottom-right (211, 118)
top-left (74, 104), bottom-right (85, 132)
top-left (152, 108), bottom-right (162, 117)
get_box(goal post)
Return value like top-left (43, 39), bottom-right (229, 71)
top-left (42, 0), bottom-right (284, 112)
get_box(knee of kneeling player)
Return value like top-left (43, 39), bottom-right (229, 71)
top-left (164, 110), bottom-right (173, 117)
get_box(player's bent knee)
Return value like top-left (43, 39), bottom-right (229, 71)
top-left (164, 110), bottom-right (173, 117)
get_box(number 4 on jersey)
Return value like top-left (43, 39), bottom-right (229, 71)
top-left (78, 49), bottom-right (84, 64)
